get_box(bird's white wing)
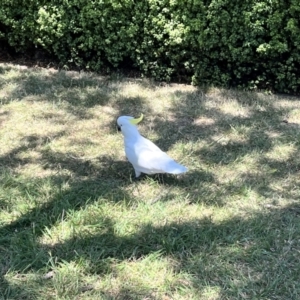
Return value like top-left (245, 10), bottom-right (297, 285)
top-left (125, 136), bottom-right (187, 174)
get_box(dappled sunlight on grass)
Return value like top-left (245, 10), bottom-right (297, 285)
top-left (266, 143), bottom-right (297, 161)
top-left (112, 253), bottom-right (178, 292)
top-left (1, 63), bottom-right (300, 299)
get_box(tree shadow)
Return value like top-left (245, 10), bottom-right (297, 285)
top-left (1, 66), bottom-right (300, 298)
top-left (18, 203), bottom-right (297, 299)
top-left (0, 155), bottom-right (137, 298)
top-left (0, 127), bottom-right (224, 298)
top-left (0, 66), bottom-right (150, 123)
top-left (149, 87), bottom-right (300, 203)
top-left (0, 276), bottom-right (38, 300)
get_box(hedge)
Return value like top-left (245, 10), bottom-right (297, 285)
top-left (1, 0), bottom-right (300, 93)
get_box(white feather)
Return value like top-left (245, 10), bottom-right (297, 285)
top-left (117, 115), bottom-right (188, 177)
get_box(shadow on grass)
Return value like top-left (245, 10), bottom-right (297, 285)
top-left (3, 203), bottom-right (298, 299)
top-left (151, 88), bottom-right (300, 200)
top-left (84, 204), bottom-right (297, 298)
top-left (1, 65), bottom-right (300, 298)
top-left (0, 66), bottom-right (152, 123)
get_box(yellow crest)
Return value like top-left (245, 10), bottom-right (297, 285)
top-left (129, 114), bottom-right (144, 125)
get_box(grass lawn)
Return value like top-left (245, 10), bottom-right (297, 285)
top-left (0, 63), bottom-right (300, 300)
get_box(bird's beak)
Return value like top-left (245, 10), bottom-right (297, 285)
top-left (117, 126), bottom-right (121, 132)
top-left (129, 113), bottom-right (144, 125)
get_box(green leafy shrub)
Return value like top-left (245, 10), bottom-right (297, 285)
top-left (0, 0), bottom-right (299, 93)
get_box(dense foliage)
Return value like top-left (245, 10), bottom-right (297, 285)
top-left (1, 0), bottom-right (299, 93)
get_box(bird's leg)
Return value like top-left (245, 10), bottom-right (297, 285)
top-left (132, 171), bottom-right (148, 181)
top-left (134, 169), bottom-right (142, 178)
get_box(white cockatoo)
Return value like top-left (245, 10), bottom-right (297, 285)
top-left (117, 114), bottom-right (188, 178)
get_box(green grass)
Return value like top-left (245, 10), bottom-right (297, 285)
top-left (1, 63), bottom-right (300, 300)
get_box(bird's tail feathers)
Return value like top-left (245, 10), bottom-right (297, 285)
top-left (167, 162), bottom-right (188, 174)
